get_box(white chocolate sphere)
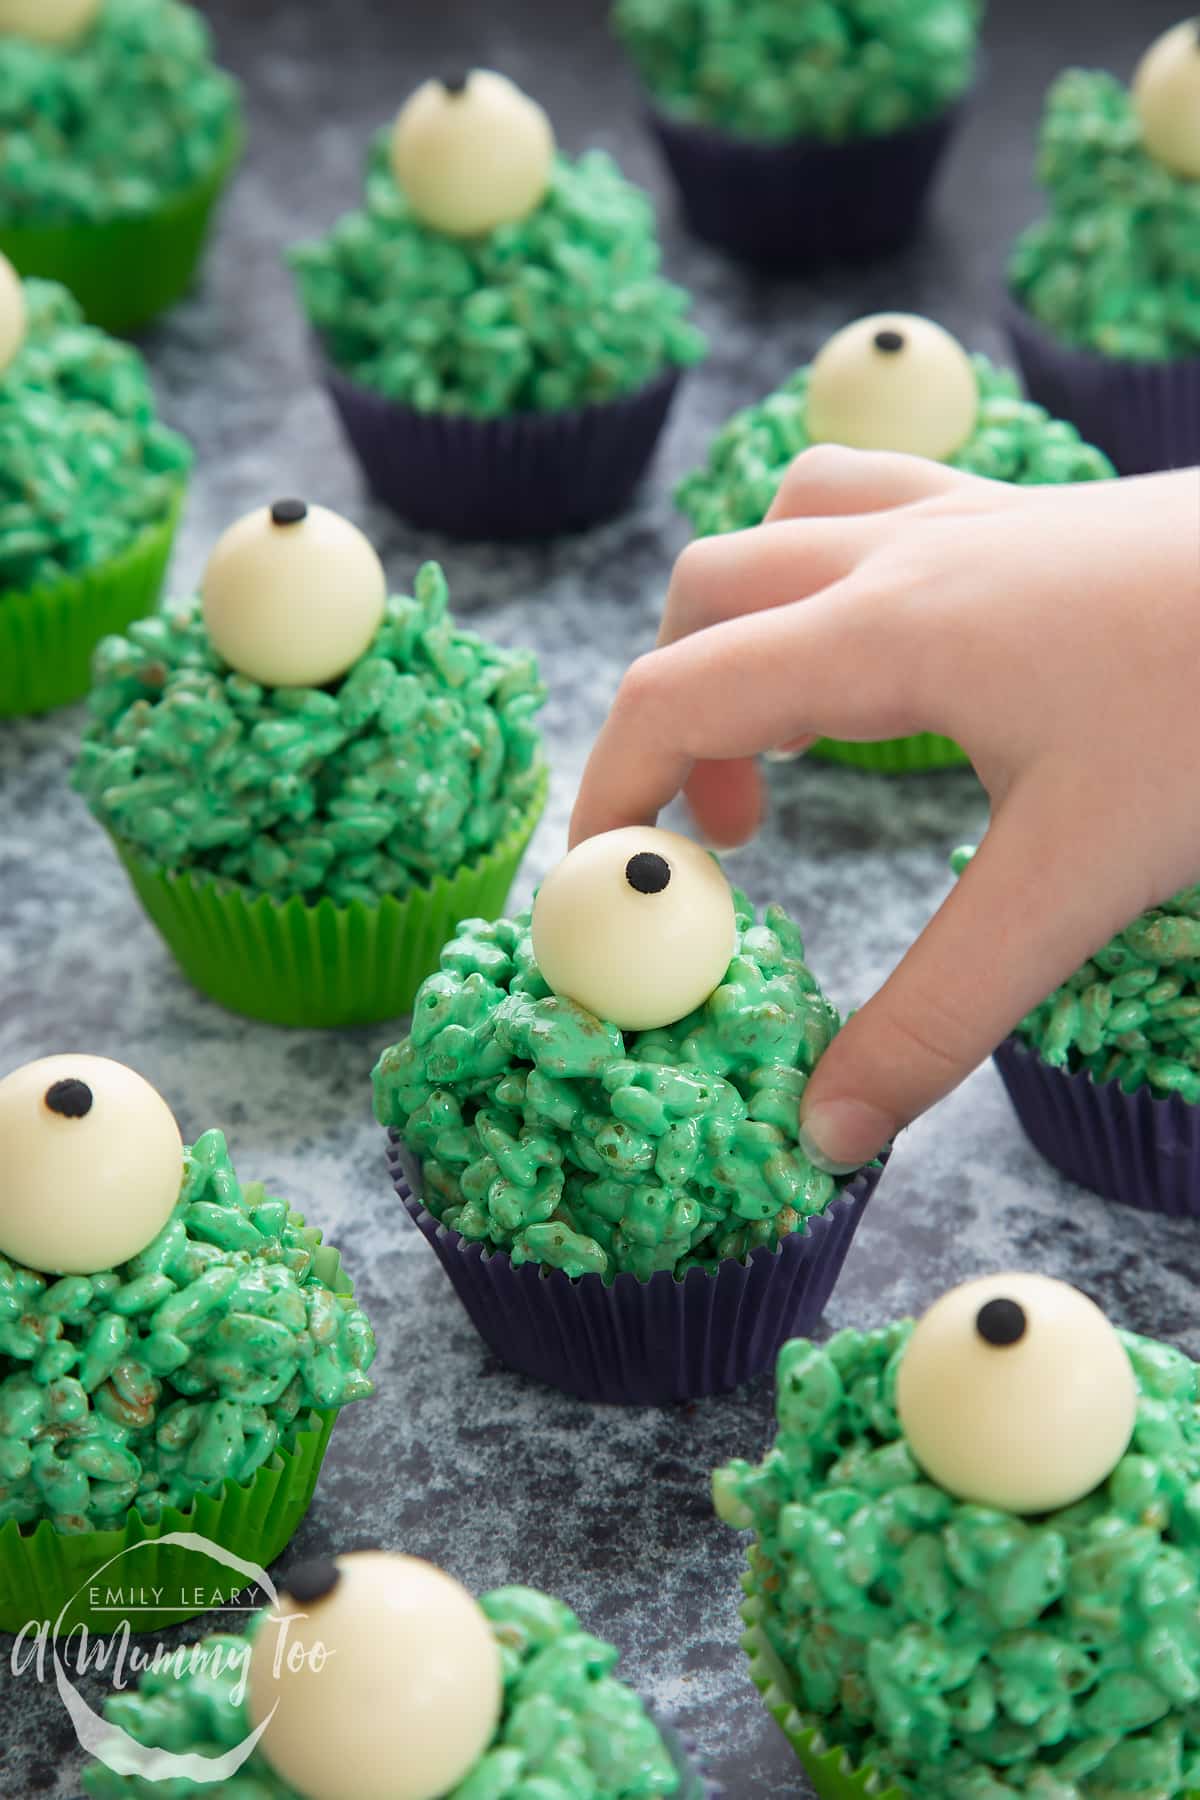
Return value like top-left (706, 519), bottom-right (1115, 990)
top-left (1133, 20), bottom-right (1200, 181)
top-left (806, 313), bottom-right (979, 462)
top-left (531, 826), bottom-right (736, 1032)
top-left (0, 1055), bottom-right (183, 1275)
top-left (390, 70), bottom-right (555, 236)
top-left (248, 1552), bottom-right (502, 1800)
top-left (896, 1273), bottom-right (1138, 1515)
top-left (0, 0), bottom-right (100, 45)
top-left (202, 500), bottom-right (387, 689)
top-left (0, 252), bottom-right (25, 376)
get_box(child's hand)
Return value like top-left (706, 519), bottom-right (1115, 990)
top-left (570, 452), bottom-right (1200, 1172)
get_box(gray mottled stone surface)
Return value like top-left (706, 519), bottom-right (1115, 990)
top-left (0, 0), bottom-right (1189, 1793)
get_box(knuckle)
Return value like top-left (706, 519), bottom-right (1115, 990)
top-left (875, 987), bottom-right (980, 1084)
top-left (614, 650), bottom-right (668, 717)
top-left (784, 442), bottom-right (860, 490)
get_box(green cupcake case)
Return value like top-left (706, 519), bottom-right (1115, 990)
top-left (741, 1585), bottom-right (906, 1800)
top-left (0, 124), bottom-right (242, 336)
top-left (0, 490), bottom-right (183, 720)
top-left (0, 1240), bottom-right (352, 1638)
top-left (806, 731), bottom-right (969, 774)
top-left (110, 767), bottom-right (548, 1029)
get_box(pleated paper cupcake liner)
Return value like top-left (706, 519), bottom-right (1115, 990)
top-left (806, 732), bottom-right (969, 774)
top-left (657, 1719), bottom-right (720, 1798)
top-left (387, 1134), bottom-right (884, 1406)
top-left (0, 125), bottom-right (242, 335)
top-left (318, 348), bottom-right (684, 539)
top-left (740, 1585), bottom-right (903, 1800)
top-left (1004, 293), bottom-right (1200, 477)
top-left (0, 1240), bottom-right (353, 1638)
top-left (743, 1577), bottom-right (1200, 1799)
top-left (994, 1034), bottom-right (1200, 1217)
top-left (0, 493), bottom-right (183, 720)
top-left (106, 769), bottom-right (546, 1029)
top-left (644, 99), bottom-right (965, 271)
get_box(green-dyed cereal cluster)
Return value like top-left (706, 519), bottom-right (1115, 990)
top-left (677, 356), bottom-right (1114, 538)
top-left (717, 1322), bottom-right (1200, 1800)
top-left (83, 1585), bottom-right (680, 1799)
top-left (0, 1129), bottom-right (374, 1534)
top-left (0, 0), bottom-right (239, 223)
top-left (289, 134), bottom-right (706, 418)
top-left (0, 279), bottom-right (190, 592)
top-left (373, 892), bottom-right (846, 1282)
top-left (612, 0), bottom-right (981, 143)
top-left (995, 889), bottom-right (1200, 1104)
top-left (1010, 70), bottom-right (1200, 361)
top-left (74, 561), bottom-right (546, 908)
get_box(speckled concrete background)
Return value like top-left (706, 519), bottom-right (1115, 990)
top-left (0, 0), bottom-right (1190, 1793)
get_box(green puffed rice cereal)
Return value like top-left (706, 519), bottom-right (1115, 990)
top-left (677, 355), bottom-right (1113, 538)
top-left (1010, 70), bottom-right (1200, 361)
top-left (953, 849), bottom-right (1200, 1104)
top-left (612, 0), bottom-right (981, 143)
top-left (74, 560), bottom-right (546, 908)
top-left (0, 1128), bottom-right (374, 1533)
top-left (290, 134), bottom-right (705, 419)
top-left (0, 0), bottom-right (239, 225)
top-left (374, 890), bottom-right (848, 1282)
top-left (718, 1320), bottom-right (1200, 1800)
top-left (0, 278), bottom-right (189, 591)
top-left (83, 1584), bottom-right (681, 1799)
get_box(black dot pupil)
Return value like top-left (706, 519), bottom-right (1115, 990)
top-left (976, 1297), bottom-right (1027, 1348)
top-left (45, 1079), bottom-right (93, 1119)
top-left (270, 498), bottom-right (308, 527)
top-left (625, 852), bottom-right (671, 895)
top-left (441, 71), bottom-right (471, 94)
top-left (283, 1557), bottom-right (340, 1605)
top-left (874, 329), bottom-right (905, 354)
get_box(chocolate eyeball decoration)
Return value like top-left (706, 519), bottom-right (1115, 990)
top-left (0, 1054), bottom-right (183, 1275)
top-left (202, 500), bottom-right (387, 689)
top-left (390, 69), bottom-right (556, 236)
top-left (1133, 20), bottom-right (1200, 181)
top-left (0, 252), bottom-right (25, 376)
top-left (0, 0), bottom-right (100, 44)
top-left (531, 826), bottom-right (736, 1032)
top-left (895, 1273), bottom-right (1137, 1514)
top-left (806, 312), bottom-right (979, 462)
top-left (248, 1551), bottom-right (502, 1800)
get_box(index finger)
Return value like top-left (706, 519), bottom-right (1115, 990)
top-left (569, 578), bottom-right (921, 846)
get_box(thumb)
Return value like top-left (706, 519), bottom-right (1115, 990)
top-left (797, 787), bottom-right (1150, 1172)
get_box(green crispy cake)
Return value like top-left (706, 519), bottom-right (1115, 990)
top-left (719, 1275), bottom-right (1200, 1800)
top-left (612, 0), bottom-right (981, 142)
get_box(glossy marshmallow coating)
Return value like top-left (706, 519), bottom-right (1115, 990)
top-left (896, 1271), bottom-right (1138, 1513)
top-left (1133, 19), bottom-right (1200, 181)
top-left (531, 825), bottom-right (737, 1032)
top-left (0, 0), bottom-right (99, 45)
top-left (390, 70), bottom-right (556, 236)
top-left (0, 252), bottom-right (24, 376)
top-left (0, 1054), bottom-right (183, 1275)
top-left (201, 500), bottom-right (387, 689)
top-left (247, 1551), bottom-right (502, 1800)
top-left (805, 311), bottom-right (979, 462)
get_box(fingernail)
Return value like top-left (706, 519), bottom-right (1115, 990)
top-left (798, 1101), bottom-right (894, 1175)
top-left (763, 736), bottom-right (816, 764)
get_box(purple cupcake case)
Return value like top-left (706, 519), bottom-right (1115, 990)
top-left (1004, 293), bottom-right (1200, 477)
top-left (645, 100), bottom-right (965, 271)
top-left (994, 1034), bottom-right (1200, 1217)
top-left (319, 347), bottom-right (683, 540)
top-left (387, 1134), bottom-right (884, 1406)
top-left (657, 1720), bottom-right (722, 1798)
